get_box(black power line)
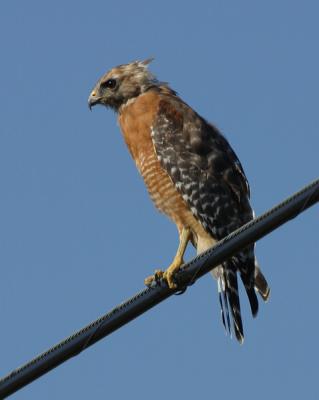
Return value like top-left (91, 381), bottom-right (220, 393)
top-left (0, 178), bottom-right (318, 399)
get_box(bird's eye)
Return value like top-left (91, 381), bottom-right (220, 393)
top-left (101, 79), bottom-right (117, 89)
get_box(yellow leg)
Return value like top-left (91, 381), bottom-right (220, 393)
top-left (144, 227), bottom-right (191, 289)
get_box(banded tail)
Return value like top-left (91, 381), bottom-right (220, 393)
top-left (217, 258), bottom-right (270, 343)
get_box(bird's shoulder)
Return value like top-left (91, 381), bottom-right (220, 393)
top-left (152, 93), bottom-right (251, 203)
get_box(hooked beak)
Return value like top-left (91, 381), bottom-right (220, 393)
top-left (88, 90), bottom-right (101, 110)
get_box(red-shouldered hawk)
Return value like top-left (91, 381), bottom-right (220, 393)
top-left (88, 59), bottom-right (270, 343)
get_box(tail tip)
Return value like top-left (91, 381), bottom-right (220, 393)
top-left (258, 286), bottom-right (270, 302)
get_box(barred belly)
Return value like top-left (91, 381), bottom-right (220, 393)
top-left (137, 150), bottom-right (213, 248)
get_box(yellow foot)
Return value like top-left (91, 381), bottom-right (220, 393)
top-left (144, 269), bottom-right (164, 287)
top-left (144, 260), bottom-right (183, 289)
top-left (144, 227), bottom-right (190, 289)
top-left (163, 257), bottom-right (183, 289)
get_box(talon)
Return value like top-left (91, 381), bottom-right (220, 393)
top-left (154, 269), bottom-right (164, 282)
top-left (144, 275), bottom-right (154, 287)
top-left (144, 269), bottom-right (164, 287)
top-left (163, 270), bottom-right (178, 289)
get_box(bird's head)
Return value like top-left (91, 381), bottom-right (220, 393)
top-left (88, 58), bottom-right (158, 112)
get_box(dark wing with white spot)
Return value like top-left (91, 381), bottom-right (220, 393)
top-left (151, 95), bottom-right (258, 342)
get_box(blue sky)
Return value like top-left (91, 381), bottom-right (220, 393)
top-left (0, 1), bottom-right (318, 399)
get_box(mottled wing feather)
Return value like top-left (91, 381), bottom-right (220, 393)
top-left (151, 96), bottom-right (258, 341)
top-left (151, 97), bottom-right (253, 239)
